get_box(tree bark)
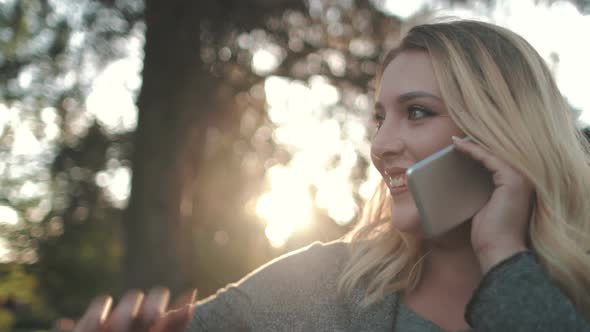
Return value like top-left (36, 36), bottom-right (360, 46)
top-left (123, 0), bottom-right (308, 293)
top-left (123, 0), bottom-right (208, 293)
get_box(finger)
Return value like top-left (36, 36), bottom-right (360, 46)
top-left (170, 289), bottom-right (197, 311)
top-left (74, 296), bottom-right (112, 332)
top-left (150, 304), bottom-right (194, 332)
top-left (137, 287), bottom-right (170, 328)
top-left (104, 290), bottom-right (144, 332)
top-left (452, 136), bottom-right (505, 172)
top-left (54, 318), bottom-right (76, 332)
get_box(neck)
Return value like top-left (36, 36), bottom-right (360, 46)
top-left (400, 221), bottom-right (482, 332)
top-left (418, 221), bottom-right (482, 291)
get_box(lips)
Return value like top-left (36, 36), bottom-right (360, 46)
top-left (384, 167), bottom-right (409, 194)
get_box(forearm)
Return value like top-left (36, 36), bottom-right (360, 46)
top-left (466, 251), bottom-right (590, 331)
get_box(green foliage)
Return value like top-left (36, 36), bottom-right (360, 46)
top-left (0, 0), bottom-right (140, 327)
top-left (33, 123), bottom-right (126, 318)
top-left (35, 214), bottom-right (123, 318)
top-left (0, 310), bottom-right (14, 331)
top-left (0, 263), bottom-right (51, 330)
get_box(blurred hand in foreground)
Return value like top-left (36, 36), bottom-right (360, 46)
top-left (55, 287), bottom-right (196, 332)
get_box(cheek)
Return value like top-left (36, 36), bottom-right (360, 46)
top-left (370, 153), bottom-right (387, 179)
top-left (411, 124), bottom-right (462, 160)
top-left (370, 152), bottom-right (380, 169)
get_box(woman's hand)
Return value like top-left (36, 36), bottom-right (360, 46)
top-left (452, 136), bottom-right (533, 274)
top-left (68, 287), bottom-right (195, 332)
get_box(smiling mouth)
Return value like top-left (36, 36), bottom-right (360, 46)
top-left (386, 173), bottom-right (408, 192)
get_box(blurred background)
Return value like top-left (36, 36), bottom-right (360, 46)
top-left (0, 0), bottom-right (588, 330)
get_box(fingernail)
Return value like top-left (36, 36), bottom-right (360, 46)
top-left (451, 136), bottom-right (460, 143)
top-left (95, 296), bottom-right (113, 323)
top-left (144, 287), bottom-right (170, 323)
top-left (128, 291), bottom-right (144, 318)
top-left (154, 287), bottom-right (170, 313)
top-left (189, 289), bottom-right (197, 304)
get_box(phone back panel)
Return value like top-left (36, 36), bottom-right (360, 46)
top-left (406, 143), bottom-right (494, 238)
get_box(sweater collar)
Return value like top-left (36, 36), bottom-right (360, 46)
top-left (347, 287), bottom-right (399, 331)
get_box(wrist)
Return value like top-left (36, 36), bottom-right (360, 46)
top-left (476, 242), bottom-right (528, 274)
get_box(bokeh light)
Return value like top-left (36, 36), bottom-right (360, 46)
top-left (256, 165), bottom-right (313, 247)
top-left (258, 73), bottom-right (369, 245)
top-left (252, 43), bottom-right (284, 75)
top-left (0, 205), bottom-right (19, 225)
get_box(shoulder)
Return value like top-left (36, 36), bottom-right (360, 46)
top-left (196, 240), bottom-right (351, 304)
top-left (194, 241), bottom-right (350, 311)
top-left (204, 240), bottom-right (351, 308)
top-left (238, 240), bottom-right (351, 298)
top-left (189, 241), bottom-right (354, 330)
top-left (252, 240), bottom-right (351, 276)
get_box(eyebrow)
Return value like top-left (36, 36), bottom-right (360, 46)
top-left (374, 91), bottom-right (442, 112)
top-left (398, 91), bottom-right (442, 103)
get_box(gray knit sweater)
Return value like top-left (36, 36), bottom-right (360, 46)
top-left (185, 241), bottom-right (590, 331)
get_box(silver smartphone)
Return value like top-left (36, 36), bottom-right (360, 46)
top-left (405, 137), bottom-right (494, 238)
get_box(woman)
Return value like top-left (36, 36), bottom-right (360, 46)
top-left (73, 20), bottom-right (590, 331)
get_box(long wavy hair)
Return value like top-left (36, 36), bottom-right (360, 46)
top-left (338, 19), bottom-right (590, 318)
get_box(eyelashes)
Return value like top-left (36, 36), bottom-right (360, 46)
top-left (373, 105), bottom-right (435, 129)
top-left (373, 112), bottom-right (385, 129)
top-left (407, 105), bottom-right (434, 120)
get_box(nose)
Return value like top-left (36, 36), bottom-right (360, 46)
top-left (371, 129), bottom-right (405, 162)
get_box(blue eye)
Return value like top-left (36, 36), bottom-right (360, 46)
top-left (408, 105), bottom-right (433, 120)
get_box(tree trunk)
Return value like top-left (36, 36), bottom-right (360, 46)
top-left (123, 0), bottom-right (307, 294)
top-left (123, 0), bottom-right (208, 293)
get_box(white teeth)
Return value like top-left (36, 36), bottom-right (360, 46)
top-left (388, 174), bottom-right (406, 188)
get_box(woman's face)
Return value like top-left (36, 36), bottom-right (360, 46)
top-left (371, 50), bottom-right (465, 236)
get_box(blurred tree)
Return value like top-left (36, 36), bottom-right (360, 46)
top-left (122, 0), bottom-right (206, 294)
top-left (0, 0), bottom-right (143, 321)
top-left (124, 0), bottom-right (314, 294)
top-left (36, 122), bottom-right (125, 317)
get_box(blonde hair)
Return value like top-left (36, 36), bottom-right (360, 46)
top-left (338, 20), bottom-right (590, 317)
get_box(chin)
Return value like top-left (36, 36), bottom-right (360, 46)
top-left (390, 200), bottom-right (423, 235)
